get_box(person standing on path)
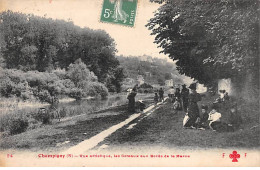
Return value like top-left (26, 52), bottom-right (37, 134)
top-left (168, 86), bottom-right (175, 102)
top-left (127, 87), bottom-right (137, 113)
top-left (174, 88), bottom-right (181, 104)
top-left (185, 83), bottom-right (201, 128)
top-left (181, 84), bottom-right (189, 112)
top-left (159, 87), bottom-right (164, 102)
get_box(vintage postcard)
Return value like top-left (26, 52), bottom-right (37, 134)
top-left (0, 0), bottom-right (259, 167)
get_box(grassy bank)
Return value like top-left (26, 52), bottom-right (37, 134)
top-left (97, 94), bottom-right (259, 149)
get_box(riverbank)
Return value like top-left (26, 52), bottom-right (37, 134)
top-left (95, 95), bottom-right (259, 150)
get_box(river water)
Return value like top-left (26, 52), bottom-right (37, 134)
top-left (55, 93), bottom-right (153, 117)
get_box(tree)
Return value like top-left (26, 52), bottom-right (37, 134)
top-left (146, 0), bottom-right (259, 86)
top-left (67, 59), bottom-right (97, 88)
top-left (0, 11), bottom-right (124, 90)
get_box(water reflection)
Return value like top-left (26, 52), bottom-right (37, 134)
top-left (60, 94), bottom-right (127, 109)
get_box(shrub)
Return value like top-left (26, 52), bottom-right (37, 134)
top-left (21, 91), bottom-right (31, 100)
top-left (86, 82), bottom-right (109, 99)
top-left (67, 59), bottom-right (98, 87)
top-left (0, 77), bottom-right (15, 97)
top-left (37, 90), bottom-right (52, 103)
top-left (7, 117), bottom-right (29, 135)
top-left (139, 83), bottom-right (153, 89)
top-left (68, 88), bottom-right (84, 100)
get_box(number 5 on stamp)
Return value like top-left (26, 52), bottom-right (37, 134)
top-left (100, 0), bottom-right (138, 27)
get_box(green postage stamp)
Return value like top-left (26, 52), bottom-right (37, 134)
top-left (100, 0), bottom-right (138, 27)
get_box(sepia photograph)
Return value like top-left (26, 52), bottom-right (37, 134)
top-left (0, 0), bottom-right (259, 167)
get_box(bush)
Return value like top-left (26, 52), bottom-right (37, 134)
top-left (139, 83), bottom-right (153, 89)
top-left (21, 91), bottom-right (31, 100)
top-left (86, 82), bottom-right (109, 99)
top-left (0, 77), bottom-right (15, 97)
top-left (37, 90), bottom-right (52, 103)
top-left (7, 117), bottom-right (29, 135)
top-left (68, 88), bottom-right (84, 100)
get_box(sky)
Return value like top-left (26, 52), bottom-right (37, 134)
top-left (0, 0), bottom-right (169, 60)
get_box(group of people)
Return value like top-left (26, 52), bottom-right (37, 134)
top-left (154, 88), bottom-right (164, 104)
top-left (127, 82), bottom-right (241, 133)
top-left (162, 84), bottom-right (189, 111)
top-left (182, 83), bottom-right (242, 132)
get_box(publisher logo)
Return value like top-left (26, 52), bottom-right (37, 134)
top-left (229, 151), bottom-right (240, 162)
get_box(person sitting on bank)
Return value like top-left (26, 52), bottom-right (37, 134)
top-left (228, 103), bottom-right (242, 130)
top-left (223, 91), bottom-right (230, 101)
top-left (198, 105), bottom-right (209, 129)
top-left (208, 104), bottom-right (234, 132)
top-left (137, 100), bottom-right (146, 112)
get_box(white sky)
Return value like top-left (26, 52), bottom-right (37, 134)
top-left (1, 0), bottom-right (170, 60)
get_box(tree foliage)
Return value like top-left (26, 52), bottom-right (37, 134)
top-left (0, 11), bottom-right (125, 92)
top-left (146, 0), bottom-right (259, 85)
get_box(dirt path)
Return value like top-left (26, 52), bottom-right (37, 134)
top-left (61, 99), bottom-right (168, 154)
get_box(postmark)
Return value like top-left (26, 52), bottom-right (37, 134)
top-left (100, 0), bottom-right (138, 27)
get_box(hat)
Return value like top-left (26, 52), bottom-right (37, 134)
top-left (201, 105), bottom-right (208, 110)
top-left (219, 90), bottom-right (226, 93)
top-left (182, 84), bottom-right (186, 87)
top-left (189, 83), bottom-right (197, 90)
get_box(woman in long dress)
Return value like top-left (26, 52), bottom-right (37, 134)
top-left (127, 87), bottom-right (137, 113)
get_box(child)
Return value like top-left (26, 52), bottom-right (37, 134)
top-left (154, 93), bottom-right (159, 104)
top-left (201, 105), bottom-right (209, 123)
top-left (196, 105), bottom-right (209, 129)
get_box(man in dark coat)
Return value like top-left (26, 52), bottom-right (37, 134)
top-left (181, 84), bottom-right (189, 112)
top-left (184, 83), bottom-right (201, 128)
top-left (158, 88), bottom-right (164, 102)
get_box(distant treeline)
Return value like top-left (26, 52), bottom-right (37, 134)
top-left (117, 55), bottom-right (184, 86)
top-left (0, 11), bottom-right (124, 93)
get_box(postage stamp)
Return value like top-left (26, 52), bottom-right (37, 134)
top-left (100, 0), bottom-right (138, 27)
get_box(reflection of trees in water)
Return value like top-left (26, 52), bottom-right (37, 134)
top-left (57, 95), bottom-right (128, 115)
